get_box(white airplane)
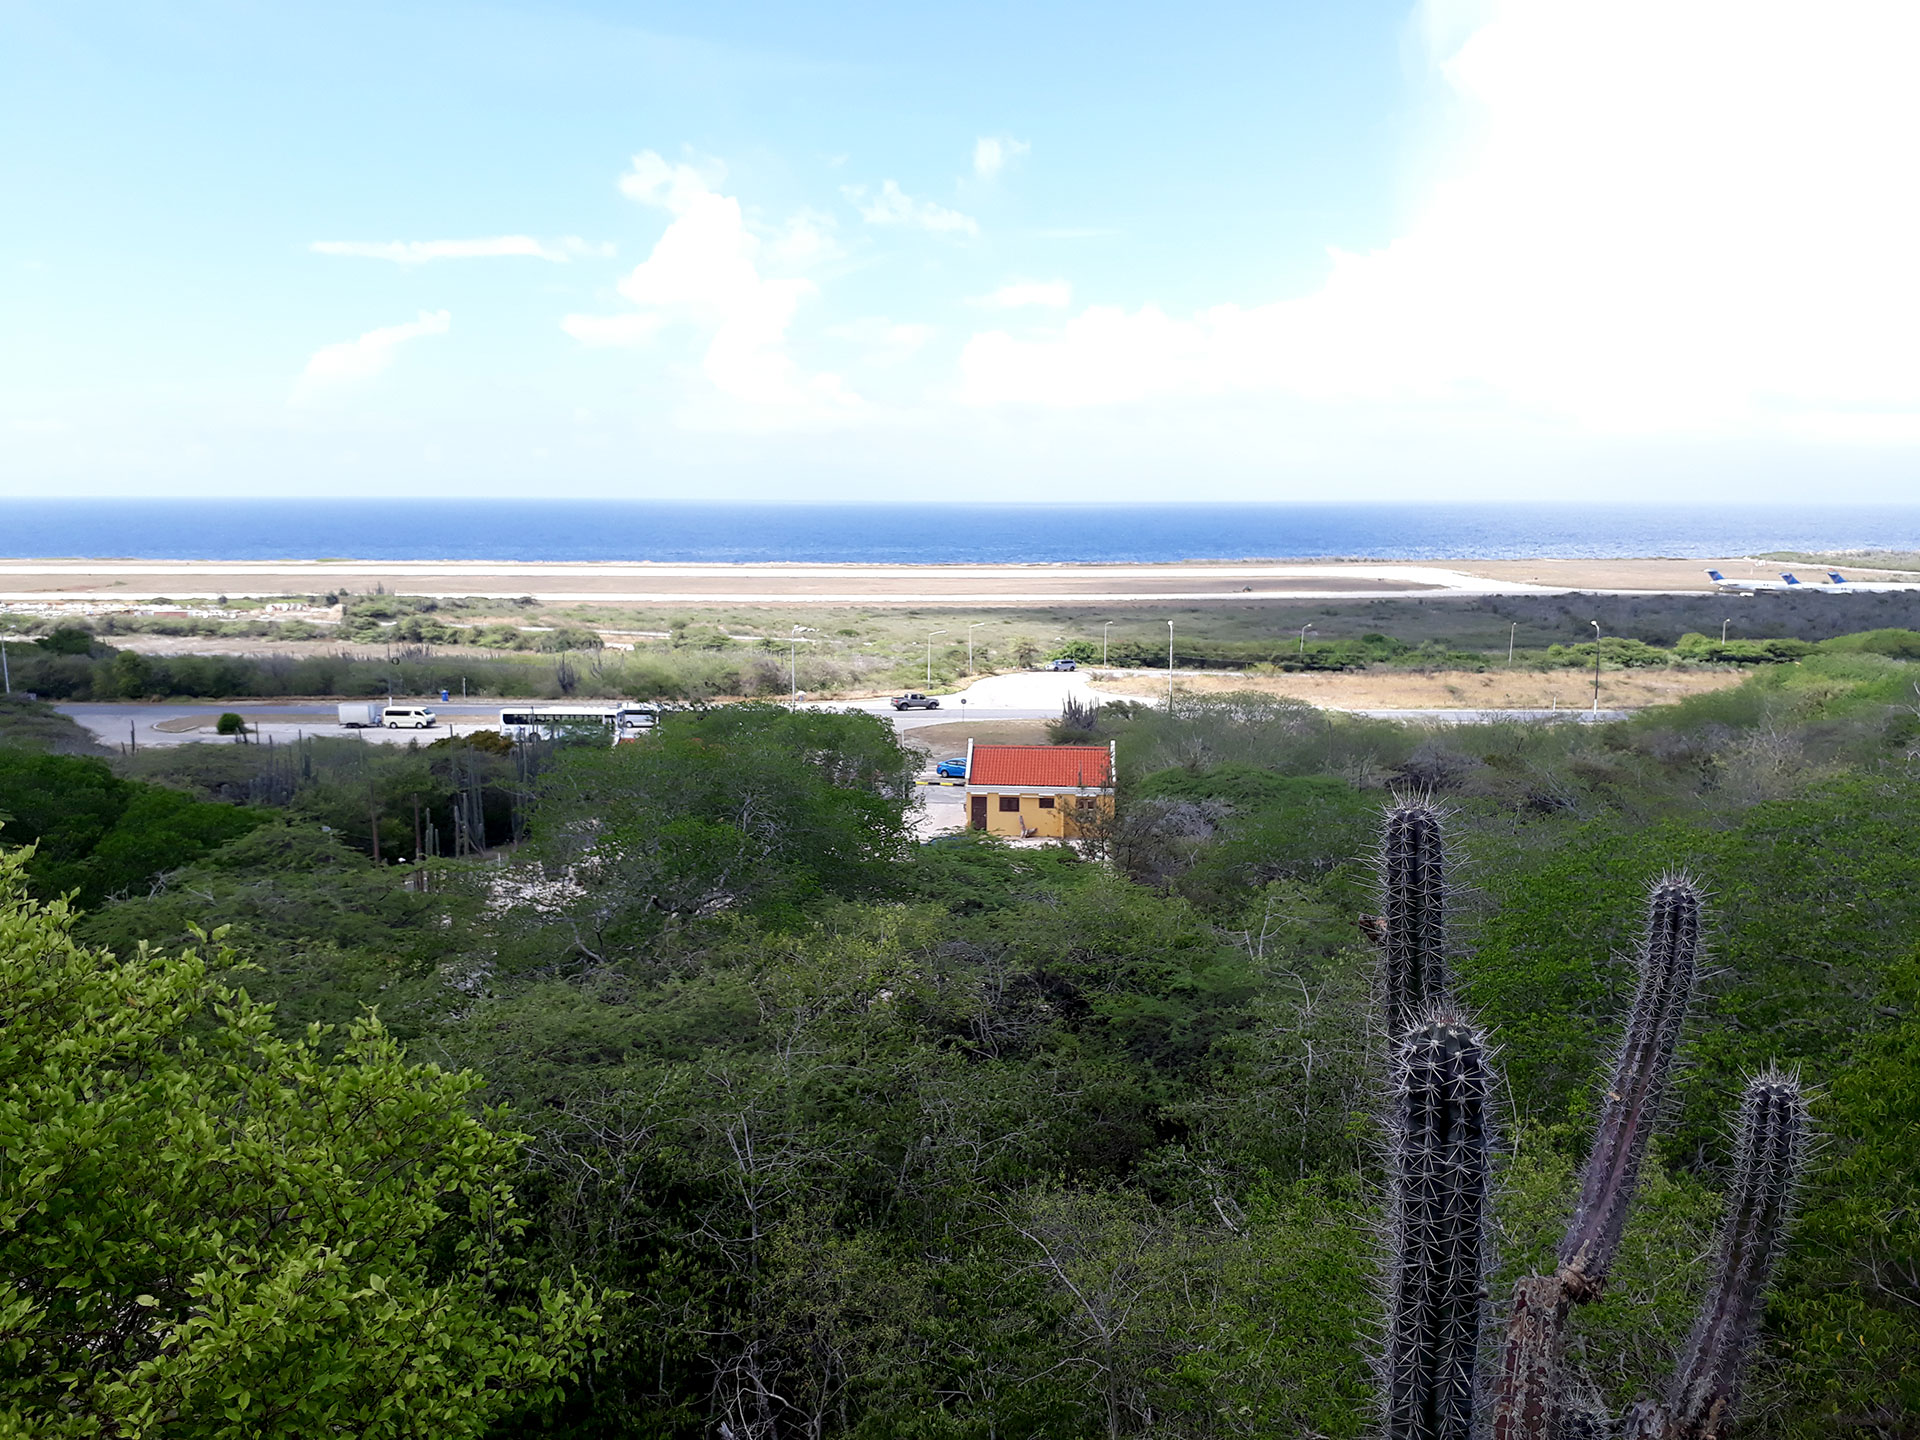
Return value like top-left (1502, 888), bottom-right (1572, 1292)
top-left (1821, 569), bottom-right (1916, 593)
top-left (1704, 569), bottom-right (1819, 592)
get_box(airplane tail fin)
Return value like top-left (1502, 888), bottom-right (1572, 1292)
top-left (1828, 571), bottom-right (1849, 584)
top-left (1707, 569), bottom-right (1727, 582)
top-left (1781, 572), bottom-right (1801, 585)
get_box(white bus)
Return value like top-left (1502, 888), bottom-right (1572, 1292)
top-left (498, 703), bottom-right (660, 744)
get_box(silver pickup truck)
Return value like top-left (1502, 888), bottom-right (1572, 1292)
top-left (890, 692), bottom-right (941, 710)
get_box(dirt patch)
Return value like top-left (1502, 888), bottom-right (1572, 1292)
top-left (1087, 667), bottom-right (1749, 710)
top-left (901, 719), bottom-right (1052, 753)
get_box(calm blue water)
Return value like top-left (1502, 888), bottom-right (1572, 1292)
top-left (4, 501), bottom-right (1918, 564)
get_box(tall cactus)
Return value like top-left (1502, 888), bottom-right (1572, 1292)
top-left (1665, 1071), bottom-right (1809, 1439)
top-left (1377, 800), bottom-right (1451, 1032)
top-left (1558, 876), bottom-right (1703, 1294)
top-left (1369, 808), bottom-right (1811, 1440)
top-left (1383, 1013), bottom-right (1496, 1440)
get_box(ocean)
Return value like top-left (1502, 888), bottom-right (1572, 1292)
top-left (3, 500), bottom-right (1919, 565)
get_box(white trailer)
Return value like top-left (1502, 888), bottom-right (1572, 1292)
top-left (499, 703), bottom-right (659, 744)
top-left (338, 702), bottom-right (385, 728)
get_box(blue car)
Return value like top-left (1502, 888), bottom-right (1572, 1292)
top-left (934, 756), bottom-right (968, 778)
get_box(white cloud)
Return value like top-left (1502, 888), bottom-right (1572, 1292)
top-left (299, 310), bottom-right (450, 388)
top-left (617, 151), bottom-right (725, 215)
top-left (310, 236), bottom-right (609, 264)
top-left (970, 280), bottom-right (1071, 310)
top-left (842, 180), bottom-right (979, 237)
top-left (960, 0), bottom-right (1920, 433)
top-left (565, 151), bottom-right (856, 411)
top-left (826, 317), bottom-right (935, 364)
top-left (972, 136), bottom-right (1030, 181)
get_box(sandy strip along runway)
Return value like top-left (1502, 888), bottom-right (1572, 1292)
top-left (0, 555), bottom-right (1848, 603)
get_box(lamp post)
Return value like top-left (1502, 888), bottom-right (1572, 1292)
top-left (1722, 618), bottom-right (1732, 643)
top-left (967, 621), bottom-right (985, 676)
top-left (1166, 620), bottom-right (1175, 709)
top-left (1590, 620), bottom-right (1602, 716)
top-left (1508, 622), bottom-right (1517, 666)
top-left (789, 625), bottom-right (814, 703)
top-left (1298, 623), bottom-right (1315, 655)
top-left (1102, 621), bottom-right (1113, 666)
top-left (1, 636), bottom-right (9, 696)
top-left (926, 629), bottom-right (947, 686)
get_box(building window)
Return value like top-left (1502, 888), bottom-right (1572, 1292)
top-left (1037, 796), bottom-right (1055, 809)
top-left (1076, 795), bottom-right (1097, 809)
top-left (998, 795), bottom-right (1022, 812)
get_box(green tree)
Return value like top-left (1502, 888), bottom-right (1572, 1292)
top-left (0, 851), bottom-right (600, 1437)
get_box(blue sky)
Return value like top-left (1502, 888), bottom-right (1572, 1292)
top-left (4, 1), bottom-right (1918, 502)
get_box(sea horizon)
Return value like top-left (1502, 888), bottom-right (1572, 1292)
top-left (4, 499), bottom-right (1919, 567)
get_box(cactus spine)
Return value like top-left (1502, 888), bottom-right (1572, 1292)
top-left (1368, 807), bottom-right (1811, 1440)
top-left (1665, 1071), bottom-right (1809, 1439)
top-left (1560, 876), bottom-right (1703, 1293)
top-left (1384, 1014), bottom-right (1496, 1440)
top-left (1379, 801), bottom-right (1450, 1031)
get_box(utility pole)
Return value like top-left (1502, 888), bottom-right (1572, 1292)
top-left (1102, 621), bottom-right (1113, 666)
top-left (1590, 620), bottom-right (1602, 716)
top-left (789, 625), bottom-right (814, 703)
top-left (1508, 622), bottom-right (1517, 666)
top-left (1166, 620), bottom-right (1175, 710)
top-left (926, 629), bottom-right (947, 686)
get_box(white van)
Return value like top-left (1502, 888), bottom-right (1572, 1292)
top-left (383, 706), bottom-right (438, 730)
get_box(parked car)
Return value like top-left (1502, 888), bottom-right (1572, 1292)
top-left (891, 692), bottom-right (941, 710)
top-left (1044, 658), bottom-right (1078, 671)
top-left (934, 756), bottom-right (967, 778)
top-left (383, 705), bottom-right (438, 729)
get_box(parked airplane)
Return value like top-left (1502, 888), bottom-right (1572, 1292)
top-left (1704, 569), bottom-right (1817, 592)
top-left (1822, 569), bottom-right (1914, 592)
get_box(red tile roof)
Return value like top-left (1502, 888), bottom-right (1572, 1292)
top-left (968, 744), bottom-right (1111, 789)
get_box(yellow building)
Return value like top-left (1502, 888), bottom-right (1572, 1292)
top-left (964, 741), bottom-right (1115, 838)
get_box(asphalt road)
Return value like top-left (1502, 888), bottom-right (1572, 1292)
top-left (55, 670), bottom-right (1626, 751)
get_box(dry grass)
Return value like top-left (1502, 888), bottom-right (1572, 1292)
top-left (1087, 666), bottom-right (1749, 710)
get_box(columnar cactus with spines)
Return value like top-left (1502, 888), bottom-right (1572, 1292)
top-left (1378, 800), bottom-right (1450, 1032)
top-left (1558, 877), bottom-right (1703, 1295)
top-left (1664, 1071), bottom-right (1809, 1440)
top-left (1383, 1013), bottom-right (1496, 1440)
top-left (1365, 807), bottom-right (1811, 1440)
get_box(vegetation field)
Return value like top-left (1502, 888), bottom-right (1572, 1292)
top-left (8, 587), bottom-right (1920, 703)
top-left (1, 637), bottom-right (1917, 1437)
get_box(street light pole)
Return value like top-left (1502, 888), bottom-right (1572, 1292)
top-left (1590, 620), bottom-right (1602, 716)
top-left (1508, 622), bottom-right (1517, 666)
top-left (1102, 621), bottom-right (1113, 666)
top-left (1166, 620), bottom-right (1174, 709)
top-left (967, 621), bottom-right (985, 676)
top-left (1, 637), bottom-right (9, 696)
top-left (926, 630), bottom-right (947, 686)
top-left (1722, 618), bottom-right (1732, 643)
top-left (1298, 623), bottom-right (1314, 654)
top-left (789, 625), bottom-right (814, 703)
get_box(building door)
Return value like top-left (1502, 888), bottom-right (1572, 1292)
top-left (970, 795), bottom-right (987, 830)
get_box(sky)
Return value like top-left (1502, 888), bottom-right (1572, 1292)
top-left (3, 0), bottom-right (1918, 503)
